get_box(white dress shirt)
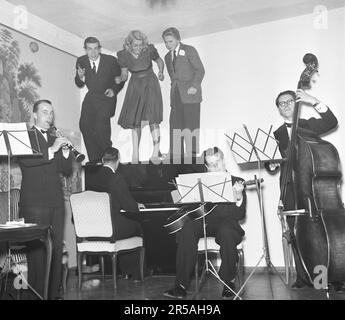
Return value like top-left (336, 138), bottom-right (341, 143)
top-left (284, 102), bottom-right (328, 139)
top-left (103, 164), bottom-right (115, 173)
top-left (89, 55), bottom-right (101, 73)
top-left (34, 125), bottom-right (69, 160)
top-left (171, 43), bottom-right (181, 60)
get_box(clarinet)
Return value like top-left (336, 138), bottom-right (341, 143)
top-left (50, 125), bottom-right (85, 163)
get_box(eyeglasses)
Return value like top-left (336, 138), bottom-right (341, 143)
top-left (278, 99), bottom-right (295, 108)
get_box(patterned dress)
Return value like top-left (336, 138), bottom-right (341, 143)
top-left (117, 44), bottom-right (163, 129)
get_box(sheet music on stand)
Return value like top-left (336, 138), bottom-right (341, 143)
top-left (225, 124), bottom-right (287, 297)
top-left (0, 123), bottom-right (36, 156)
top-left (175, 172), bottom-right (235, 203)
top-left (225, 125), bottom-right (282, 169)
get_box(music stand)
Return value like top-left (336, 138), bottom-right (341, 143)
top-left (0, 123), bottom-right (43, 299)
top-left (226, 125), bottom-right (287, 299)
top-left (172, 172), bottom-right (241, 300)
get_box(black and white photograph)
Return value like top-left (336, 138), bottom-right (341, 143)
top-left (0, 0), bottom-right (345, 307)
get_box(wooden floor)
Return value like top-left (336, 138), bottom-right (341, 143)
top-left (62, 269), bottom-right (345, 300)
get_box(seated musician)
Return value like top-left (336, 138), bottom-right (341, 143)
top-left (164, 147), bottom-right (246, 299)
top-left (90, 147), bottom-right (144, 280)
top-left (267, 89), bottom-right (339, 289)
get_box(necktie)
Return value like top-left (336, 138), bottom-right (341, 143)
top-left (285, 123), bottom-right (292, 128)
top-left (92, 61), bottom-right (96, 74)
top-left (172, 50), bottom-right (177, 71)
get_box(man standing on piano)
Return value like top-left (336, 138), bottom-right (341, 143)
top-left (164, 147), bottom-right (246, 299)
top-left (75, 37), bottom-right (124, 163)
top-left (89, 147), bottom-right (144, 280)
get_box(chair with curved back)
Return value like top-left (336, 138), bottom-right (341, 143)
top-left (70, 190), bottom-right (145, 292)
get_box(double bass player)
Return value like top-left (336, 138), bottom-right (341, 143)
top-left (267, 87), bottom-right (345, 291)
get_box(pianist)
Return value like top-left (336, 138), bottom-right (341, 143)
top-left (163, 147), bottom-right (246, 299)
top-left (90, 147), bottom-right (144, 280)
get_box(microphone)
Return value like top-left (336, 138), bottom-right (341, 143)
top-left (50, 125), bottom-right (85, 163)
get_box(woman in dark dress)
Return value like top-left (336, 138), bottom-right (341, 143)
top-left (116, 30), bottom-right (164, 162)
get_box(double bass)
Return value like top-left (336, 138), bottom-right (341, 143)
top-left (280, 53), bottom-right (345, 288)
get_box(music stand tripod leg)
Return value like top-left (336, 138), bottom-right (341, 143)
top-left (192, 180), bottom-right (241, 300)
top-left (256, 176), bottom-right (288, 287)
top-left (192, 262), bottom-right (209, 300)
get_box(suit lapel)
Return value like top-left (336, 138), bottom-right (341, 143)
top-left (174, 43), bottom-right (185, 71)
top-left (31, 126), bottom-right (48, 157)
top-left (83, 55), bottom-right (92, 73)
top-left (166, 51), bottom-right (174, 76)
top-left (274, 125), bottom-right (289, 157)
top-left (96, 54), bottom-right (104, 77)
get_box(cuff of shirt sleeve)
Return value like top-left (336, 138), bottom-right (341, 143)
top-left (314, 102), bottom-right (327, 113)
top-left (236, 197), bottom-right (243, 207)
top-left (48, 147), bottom-right (54, 160)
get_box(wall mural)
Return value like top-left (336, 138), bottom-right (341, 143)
top-left (0, 25), bottom-right (82, 199)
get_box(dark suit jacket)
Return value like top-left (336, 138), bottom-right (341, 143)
top-left (273, 108), bottom-right (338, 209)
top-left (75, 53), bottom-right (124, 117)
top-left (19, 127), bottom-right (73, 208)
top-left (89, 166), bottom-right (139, 215)
top-left (207, 175), bottom-right (247, 236)
top-left (89, 166), bottom-right (142, 240)
top-left (274, 108), bottom-right (338, 158)
top-left (165, 43), bottom-right (205, 105)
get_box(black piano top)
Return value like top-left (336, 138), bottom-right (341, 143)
top-left (84, 160), bottom-right (206, 204)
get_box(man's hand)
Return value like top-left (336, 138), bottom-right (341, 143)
top-left (77, 64), bottom-right (86, 80)
top-left (233, 181), bottom-right (244, 201)
top-left (104, 88), bottom-right (115, 98)
top-left (158, 71), bottom-right (164, 81)
top-left (50, 137), bottom-right (71, 153)
top-left (267, 162), bottom-right (280, 172)
top-left (296, 89), bottom-right (319, 106)
top-left (138, 203), bottom-right (146, 210)
top-left (115, 76), bottom-right (122, 84)
top-left (187, 87), bottom-right (197, 95)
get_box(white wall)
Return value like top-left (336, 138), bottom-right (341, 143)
top-left (2, 0), bottom-right (344, 268)
top-left (0, 0), bottom-right (84, 56)
top-left (113, 7), bottom-right (345, 266)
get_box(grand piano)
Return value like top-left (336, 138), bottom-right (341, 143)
top-left (84, 157), bottom-right (205, 274)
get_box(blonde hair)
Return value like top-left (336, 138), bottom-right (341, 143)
top-left (124, 30), bottom-right (149, 53)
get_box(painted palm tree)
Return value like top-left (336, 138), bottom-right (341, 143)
top-left (8, 40), bottom-right (20, 76)
top-left (17, 62), bottom-right (42, 121)
top-left (0, 29), bottom-right (20, 72)
top-left (0, 28), bottom-right (42, 192)
top-left (0, 29), bottom-right (12, 48)
top-left (0, 28), bottom-right (41, 122)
